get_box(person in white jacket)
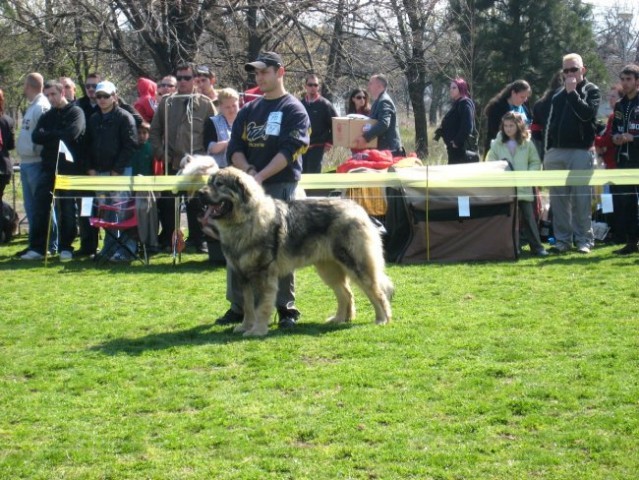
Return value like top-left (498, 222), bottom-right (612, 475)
top-left (15, 73), bottom-right (51, 257)
top-left (486, 111), bottom-right (548, 257)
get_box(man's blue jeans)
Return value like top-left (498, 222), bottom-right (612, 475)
top-left (21, 162), bottom-right (57, 252)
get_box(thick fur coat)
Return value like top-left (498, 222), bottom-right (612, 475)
top-left (198, 167), bottom-right (393, 336)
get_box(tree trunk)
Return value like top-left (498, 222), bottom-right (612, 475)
top-left (247, 0), bottom-right (261, 63)
top-left (408, 73), bottom-right (428, 158)
top-left (324, 0), bottom-right (347, 103)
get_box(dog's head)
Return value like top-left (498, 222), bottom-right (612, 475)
top-left (198, 167), bottom-right (264, 226)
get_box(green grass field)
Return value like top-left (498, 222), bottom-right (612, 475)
top-left (1, 235), bottom-right (638, 479)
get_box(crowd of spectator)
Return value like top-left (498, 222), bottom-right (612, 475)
top-left (1, 51), bottom-right (638, 265)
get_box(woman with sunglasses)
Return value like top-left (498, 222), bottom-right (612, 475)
top-left (347, 88), bottom-right (371, 116)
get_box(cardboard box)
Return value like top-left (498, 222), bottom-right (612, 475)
top-left (332, 117), bottom-right (378, 149)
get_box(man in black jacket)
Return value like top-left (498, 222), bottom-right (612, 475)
top-left (544, 53), bottom-right (600, 254)
top-left (611, 64), bottom-right (639, 255)
top-left (87, 81), bottom-right (137, 175)
top-left (87, 81), bottom-right (138, 262)
top-left (75, 72), bottom-right (101, 256)
top-left (300, 74), bottom-right (337, 173)
top-left (23, 80), bottom-right (85, 261)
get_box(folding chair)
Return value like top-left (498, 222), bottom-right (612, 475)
top-left (89, 198), bottom-right (148, 265)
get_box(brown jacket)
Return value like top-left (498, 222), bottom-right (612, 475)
top-left (150, 93), bottom-right (216, 171)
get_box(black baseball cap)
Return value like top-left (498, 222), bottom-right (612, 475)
top-left (245, 52), bottom-right (283, 72)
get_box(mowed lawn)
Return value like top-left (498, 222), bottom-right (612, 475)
top-left (1, 237), bottom-right (638, 479)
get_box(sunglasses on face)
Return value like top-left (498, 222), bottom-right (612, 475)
top-left (85, 84), bottom-right (98, 89)
top-left (306, 83), bottom-right (319, 87)
top-left (563, 67), bottom-right (580, 74)
top-left (159, 83), bottom-right (176, 88)
top-left (354, 95), bottom-right (365, 100)
top-left (176, 75), bottom-right (193, 82)
top-left (95, 93), bottom-right (112, 100)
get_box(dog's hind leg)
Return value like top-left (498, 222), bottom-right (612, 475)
top-left (352, 268), bottom-right (393, 325)
top-left (315, 261), bottom-right (355, 324)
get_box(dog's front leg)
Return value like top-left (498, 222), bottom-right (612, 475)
top-left (242, 273), bottom-right (277, 337)
top-left (233, 283), bottom-right (256, 334)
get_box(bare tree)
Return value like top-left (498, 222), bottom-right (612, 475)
top-left (351, 0), bottom-right (446, 157)
top-left (595, 3), bottom-right (639, 80)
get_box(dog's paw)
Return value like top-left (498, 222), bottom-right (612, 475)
top-left (242, 326), bottom-right (269, 337)
top-left (326, 316), bottom-right (348, 325)
top-left (233, 324), bottom-right (247, 333)
top-left (375, 316), bottom-right (389, 325)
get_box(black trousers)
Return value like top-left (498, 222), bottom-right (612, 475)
top-left (614, 183), bottom-right (639, 244)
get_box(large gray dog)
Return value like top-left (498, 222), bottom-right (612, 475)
top-left (198, 167), bottom-right (394, 337)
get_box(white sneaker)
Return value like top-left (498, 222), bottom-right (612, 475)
top-left (59, 250), bottom-right (73, 262)
top-left (21, 250), bottom-right (45, 260)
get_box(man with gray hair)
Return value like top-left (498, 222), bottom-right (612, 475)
top-left (15, 72), bottom-right (51, 257)
top-left (353, 73), bottom-right (403, 156)
top-left (544, 53), bottom-right (600, 254)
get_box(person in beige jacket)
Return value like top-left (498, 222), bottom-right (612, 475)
top-left (149, 63), bottom-right (216, 253)
top-left (486, 111), bottom-right (548, 257)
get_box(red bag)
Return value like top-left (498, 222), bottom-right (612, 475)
top-left (337, 149), bottom-right (395, 173)
top-left (153, 157), bottom-right (165, 176)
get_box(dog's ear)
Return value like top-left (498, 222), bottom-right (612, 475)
top-left (180, 154), bottom-right (192, 169)
top-left (234, 175), bottom-right (250, 203)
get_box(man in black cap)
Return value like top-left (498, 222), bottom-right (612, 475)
top-left (215, 51), bottom-right (311, 329)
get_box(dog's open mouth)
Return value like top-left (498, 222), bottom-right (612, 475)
top-left (202, 201), bottom-right (232, 221)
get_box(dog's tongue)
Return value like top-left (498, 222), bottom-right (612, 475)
top-left (201, 205), bottom-right (215, 223)
top-left (202, 203), bottom-right (224, 220)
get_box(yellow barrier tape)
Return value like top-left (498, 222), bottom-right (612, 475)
top-left (54, 169), bottom-right (639, 192)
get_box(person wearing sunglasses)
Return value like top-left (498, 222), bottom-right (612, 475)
top-left (544, 53), bottom-right (601, 254)
top-left (76, 73), bottom-right (101, 123)
top-left (149, 62), bottom-right (217, 254)
top-left (347, 88), bottom-right (370, 116)
top-left (157, 75), bottom-right (177, 98)
top-left (85, 81), bottom-right (139, 261)
top-left (300, 74), bottom-right (337, 174)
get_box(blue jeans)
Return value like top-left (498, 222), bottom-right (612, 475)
top-left (21, 162), bottom-right (57, 252)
